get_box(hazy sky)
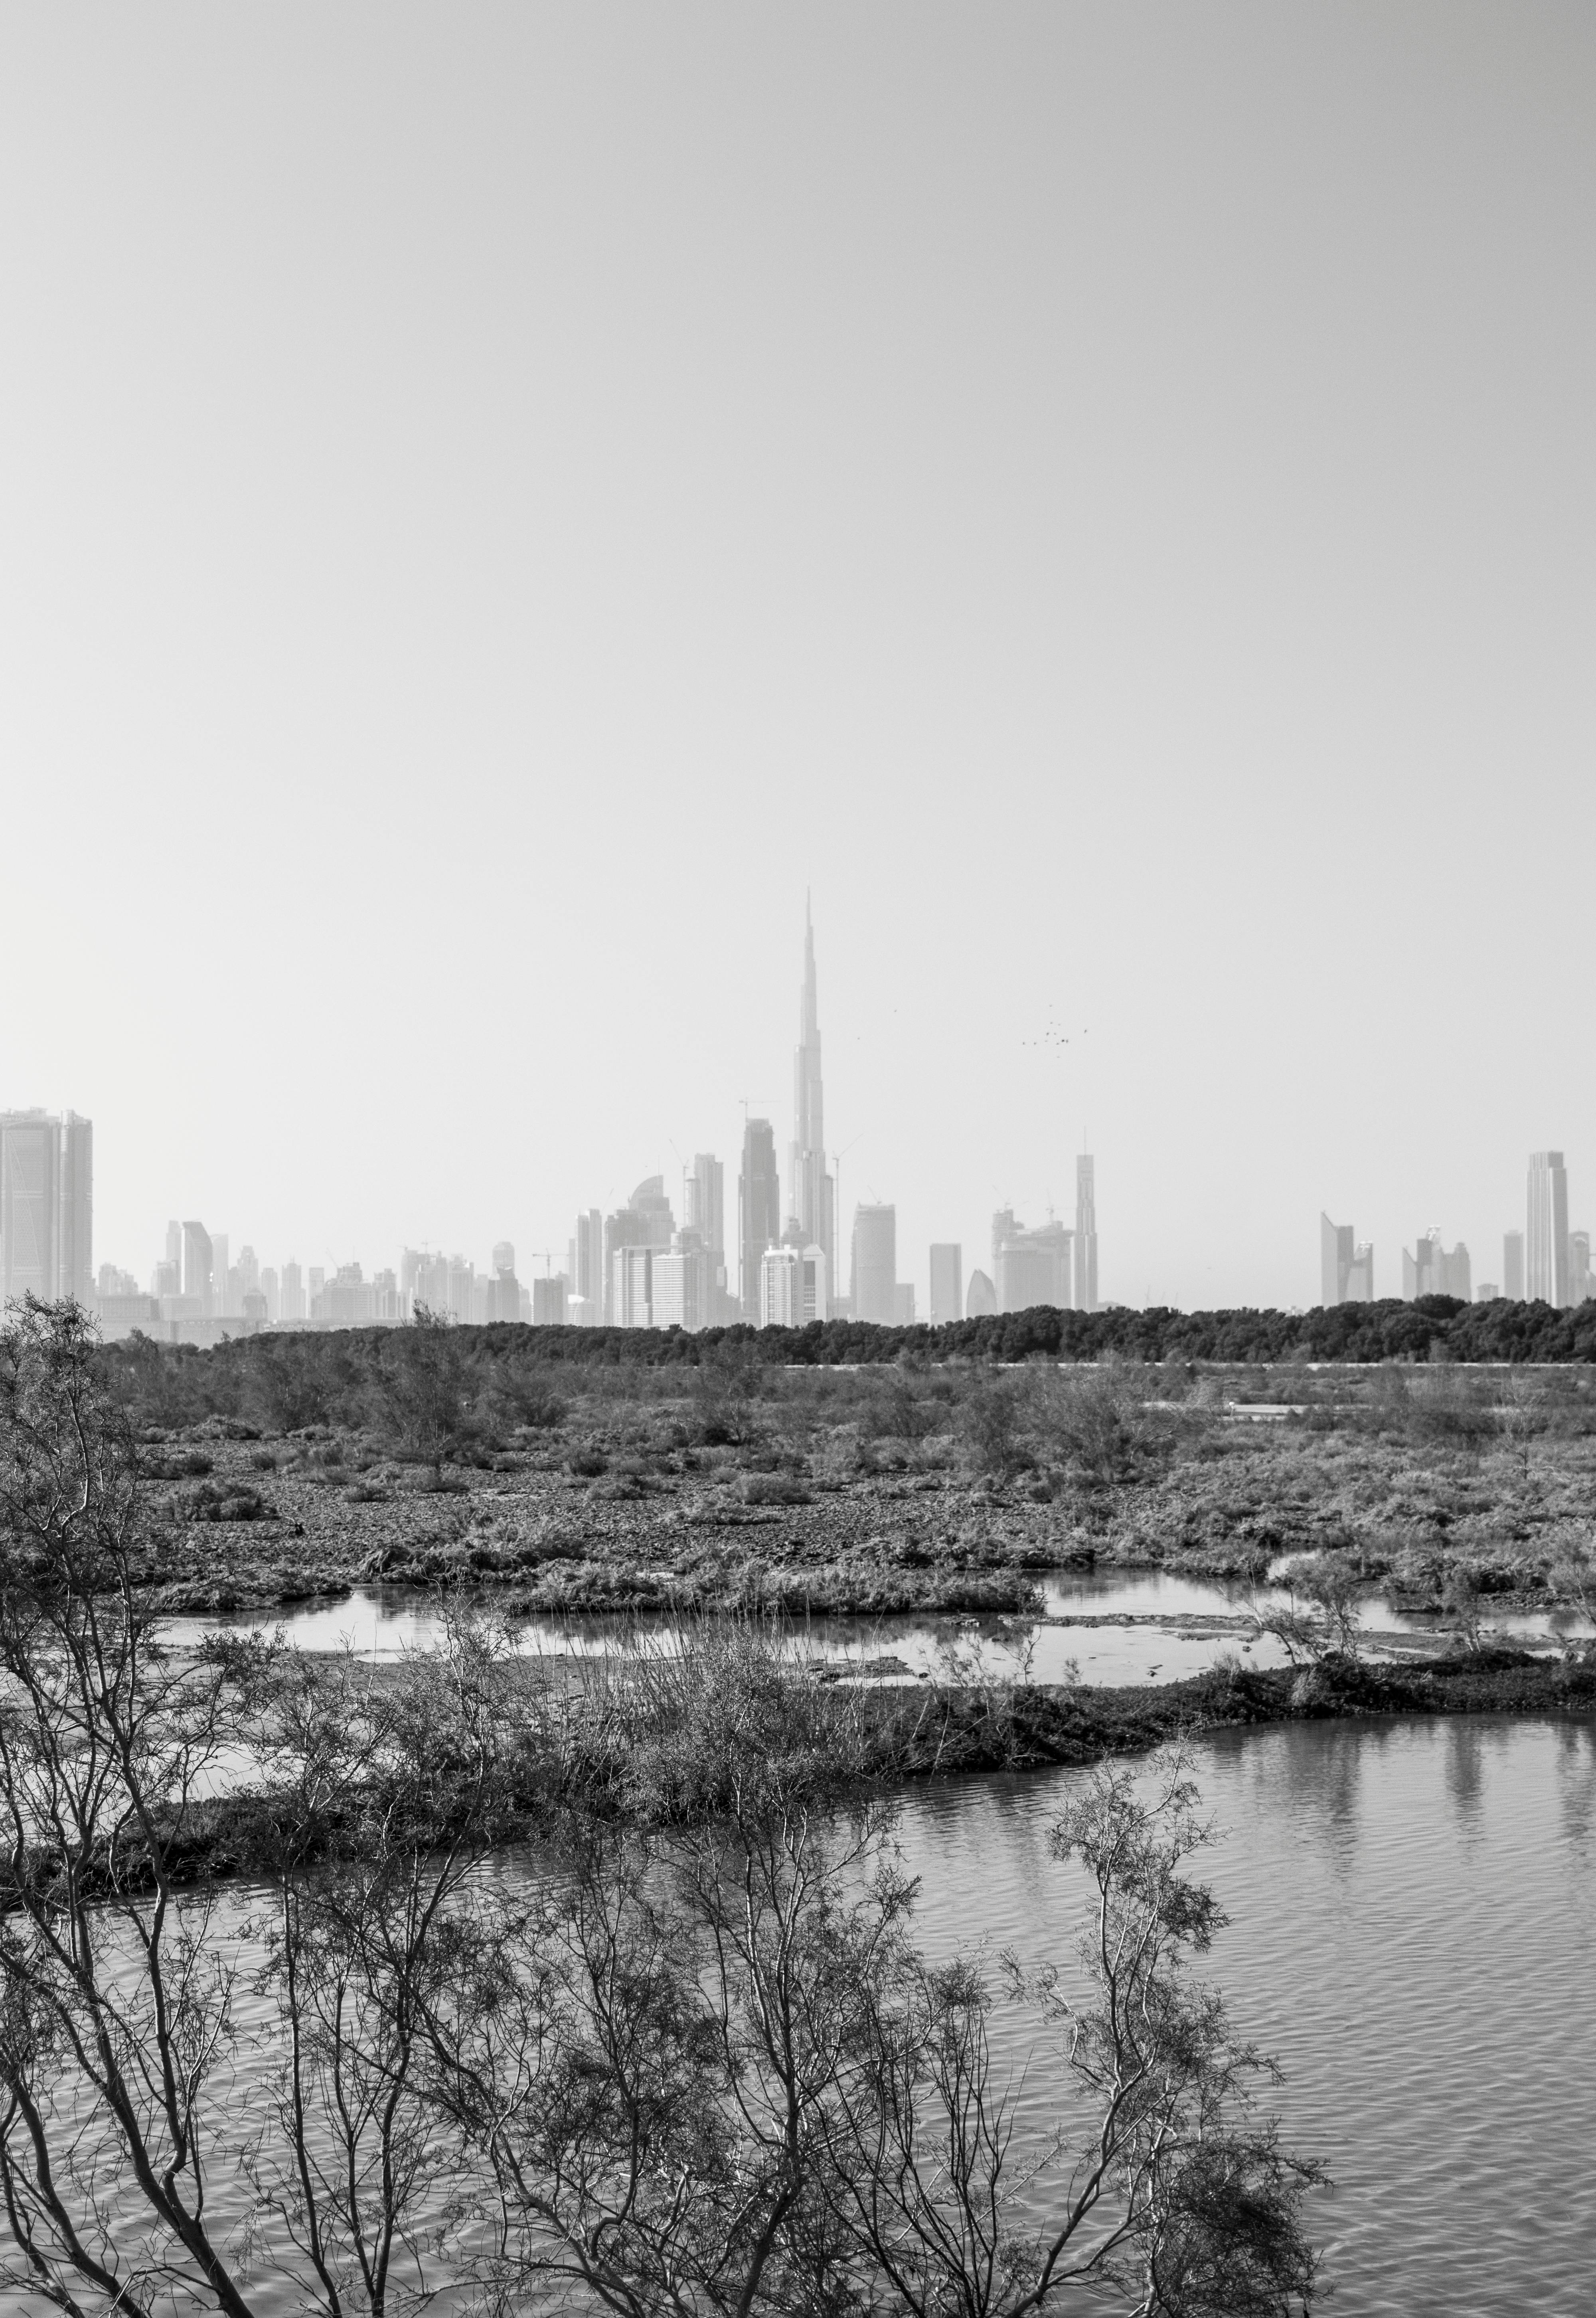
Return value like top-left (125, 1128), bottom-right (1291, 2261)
top-left (3, 4), bottom-right (1593, 1311)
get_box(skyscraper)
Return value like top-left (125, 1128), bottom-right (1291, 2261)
top-left (1503, 1231), bottom-right (1525, 1300)
top-left (1527, 1151), bottom-right (1569, 1306)
top-left (612, 1244), bottom-right (653, 1327)
top-left (1074, 1155), bottom-right (1099, 1313)
top-left (991, 1210), bottom-right (1071, 1313)
top-left (489, 1242), bottom-right (520, 1322)
top-left (182, 1221), bottom-right (213, 1316)
top-left (603, 1195), bottom-right (659, 1325)
top-left (1402, 1232), bottom-right (1470, 1302)
top-left (630, 1177), bottom-right (676, 1249)
top-left (1320, 1214), bottom-right (1353, 1307)
top-left (1319, 1213), bottom-right (1373, 1305)
top-left (851, 1203), bottom-right (897, 1325)
top-left (929, 1243), bottom-right (963, 1325)
top-left (0, 1110), bottom-right (92, 1306)
top-left (787, 898), bottom-right (834, 1291)
top-left (684, 1153), bottom-right (732, 1319)
top-left (739, 1117), bottom-right (780, 1319)
top-left (58, 1114), bottom-right (92, 1306)
top-left (569, 1209), bottom-right (604, 1325)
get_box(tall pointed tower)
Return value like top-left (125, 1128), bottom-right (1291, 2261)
top-left (788, 896), bottom-right (833, 1286)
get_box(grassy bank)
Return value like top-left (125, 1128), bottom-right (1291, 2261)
top-left (54, 1642), bottom-right (1595, 1902)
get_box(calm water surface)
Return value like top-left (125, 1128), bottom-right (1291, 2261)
top-left (2, 1720), bottom-right (1590, 2314)
top-left (165, 1566), bottom-right (1593, 1688)
top-left (899, 1717), bottom-right (1596, 2318)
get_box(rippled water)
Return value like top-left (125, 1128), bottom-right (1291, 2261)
top-left (899, 1717), bottom-right (1596, 2318)
top-left (2, 1721), bottom-right (1590, 2313)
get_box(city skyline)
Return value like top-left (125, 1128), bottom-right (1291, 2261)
top-left (12, 907), bottom-right (1596, 1330)
top-left (4, 12), bottom-right (1592, 1321)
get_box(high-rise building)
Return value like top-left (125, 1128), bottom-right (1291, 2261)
top-left (787, 898), bottom-right (834, 1295)
top-left (1569, 1231), bottom-right (1592, 1306)
top-left (1527, 1151), bottom-right (1569, 1307)
top-left (929, 1243), bottom-right (963, 1325)
top-left (487, 1241), bottom-right (521, 1322)
top-left (0, 1110), bottom-right (92, 1306)
top-left (1402, 1232), bottom-right (1470, 1302)
top-left (567, 1210), bottom-right (604, 1325)
top-left (851, 1203), bottom-right (897, 1325)
top-left (758, 1241), bottom-right (831, 1329)
top-left (280, 1260), bottom-right (304, 1323)
top-left (210, 1233), bottom-right (230, 1319)
top-left (1320, 1213), bottom-right (1375, 1305)
top-left (739, 1118), bottom-right (780, 1319)
top-left (442, 1255), bottom-right (472, 1322)
top-left (532, 1275), bottom-right (567, 1325)
top-left (759, 1244), bottom-right (798, 1328)
top-left (894, 1284), bottom-right (916, 1325)
top-left (612, 1244), bottom-right (653, 1328)
top-left (1075, 1156), bottom-right (1099, 1313)
top-left (1503, 1231), bottom-right (1525, 1301)
top-left (630, 1177), bottom-right (676, 1249)
top-left (603, 1203), bottom-right (650, 1325)
top-left (261, 1266), bottom-right (280, 1322)
top-left (684, 1155), bottom-right (733, 1320)
top-left (58, 1114), bottom-right (92, 1306)
top-left (651, 1242), bottom-right (697, 1332)
top-left (992, 1210), bottom-right (1072, 1313)
top-left (965, 1269), bottom-right (997, 1317)
top-left (1321, 1214), bottom-right (1353, 1307)
top-left (182, 1221), bottom-right (213, 1316)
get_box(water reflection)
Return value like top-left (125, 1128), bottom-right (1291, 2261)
top-left (893, 1719), bottom-right (1596, 2318)
top-left (1554, 1719), bottom-right (1596, 1859)
top-left (164, 1567), bottom-right (1593, 1694)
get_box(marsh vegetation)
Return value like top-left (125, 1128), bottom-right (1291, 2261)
top-left (88, 1316), bottom-right (1596, 1631)
top-left (0, 1299), bottom-right (1326, 2317)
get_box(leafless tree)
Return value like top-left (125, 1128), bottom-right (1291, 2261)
top-left (1247, 1552), bottom-right (1361, 1666)
top-left (821, 1753), bottom-right (1323, 2316)
top-left (419, 1735), bottom-right (1321, 2316)
top-left (0, 1299), bottom-right (511, 2317)
top-left (0, 1296), bottom-right (264, 2314)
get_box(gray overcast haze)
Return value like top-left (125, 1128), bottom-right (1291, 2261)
top-left (3, 3), bottom-right (1593, 1311)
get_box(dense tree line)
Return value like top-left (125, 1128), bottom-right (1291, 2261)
top-left (95, 1293), bottom-right (1596, 1441)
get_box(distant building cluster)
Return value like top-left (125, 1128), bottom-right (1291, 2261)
top-left (551, 908), bottom-right (894, 1329)
top-left (545, 907), bottom-right (1101, 1332)
top-left (6, 906), bottom-right (1104, 1340)
top-left (1321, 1149), bottom-right (1593, 1310)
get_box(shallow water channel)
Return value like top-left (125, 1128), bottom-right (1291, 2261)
top-left (164, 1566), bottom-right (1595, 1688)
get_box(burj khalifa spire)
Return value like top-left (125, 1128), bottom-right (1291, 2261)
top-left (789, 894), bottom-right (833, 1285)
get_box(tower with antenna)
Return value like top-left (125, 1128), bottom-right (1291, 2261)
top-left (788, 893), bottom-right (834, 1293)
top-left (1075, 1148), bottom-right (1099, 1313)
